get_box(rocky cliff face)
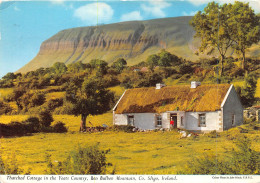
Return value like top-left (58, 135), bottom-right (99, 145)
top-left (18, 16), bottom-right (197, 73)
top-left (17, 16), bottom-right (260, 73)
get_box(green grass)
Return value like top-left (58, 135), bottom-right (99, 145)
top-left (0, 113), bottom-right (113, 131)
top-left (0, 129), bottom-right (237, 174)
top-left (0, 113), bottom-right (259, 174)
top-left (232, 81), bottom-right (244, 87)
top-left (53, 113), bottom-right (113, 132)
top-left (45, 91), bottom-right (66, 101)
top-left (0, 115), bottom-right (29, 124)
top-left (108, 86), bottom-right (125, 98)
top-left (163, 77), bottom-right (180, 86)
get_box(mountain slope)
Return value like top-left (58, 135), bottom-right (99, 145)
top-left (18, 16), bottom-right (259, 73)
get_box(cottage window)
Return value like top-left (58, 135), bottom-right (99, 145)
top-left (231, 114), bottom-right (235, 126)
top-left (127, 115), bottom-right (134, 126)
top-left (156, 115), bottom-right (162, 126)
top-left (198, 113), bottom-right (206, 127)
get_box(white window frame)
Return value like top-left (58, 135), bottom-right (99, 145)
top-left (198, 113), bottom-right (206, 127)
top-left (155, 114), bottom-right (162, 127)
top-left (127, 115), bottom-right (134, 126)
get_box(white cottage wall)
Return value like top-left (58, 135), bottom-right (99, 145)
top-left (114, 113), bottom-right (156, 129)
top-left (185, 111), bottom-right (221, 132)
top-left (114, 113), bottom-right (128, 125)
top-left (162, 113), bottom-right (170, 129)
top-left (222, 86), bottom-right (243, 130)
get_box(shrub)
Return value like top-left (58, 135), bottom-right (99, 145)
top-left (0, 100), bottom-right (12, 115)
top-left (178, 136), bottom-right (259, 174)
top-left (53, 102), bottom-right (74, 115)
top-left (38, 109), bottom-right (53, 127)
top-left (46, 144), bottom-right (112, 174)
top-left (52, 121), bottom-right (68, 133)
top-left (24, 116), bottom-right (40, 132)
top-left (178, 154), bottom-right (227, 174)
top-left (46, 98), bottom-right (63, 111)
top-left (19, 91), bottom-right (46, 112)
top-left (1, 123), bottom-right (22, 137)
top-left (178, 63), bottom-right (193, 74)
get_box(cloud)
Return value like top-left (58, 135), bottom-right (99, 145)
top-left (50, 0), bottom-right (65, 5)
top-left (182, 11), bottom-right (197, 16)
top-left (187, 0), bottom-right (260, 13)
top-left (186, 0), bottom-right (211, 6)
top-left (120, 11), bottom-right (143, 22)
top-left (74, 3), bottom-right (114, 25)
top-left (141, 0), bottom-right (171, 18)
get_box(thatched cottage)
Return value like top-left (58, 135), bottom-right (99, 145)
top-left (113, 82), bottom-right (243, 132)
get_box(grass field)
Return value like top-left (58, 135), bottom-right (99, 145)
top-left (0, 88), bottom-right (13, 99)
top-left (108, 86), bottom-right (125, 98)
top-left (45, 91), bottom-right (66, 101)
top-left (0, 113), bottom-right (259, 175)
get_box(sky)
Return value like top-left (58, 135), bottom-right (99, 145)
top-left (0, 0), bottom-right (259, 78)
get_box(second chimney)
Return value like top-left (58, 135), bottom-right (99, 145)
top-left (156, 83), bottom-right (166, 89)
top-left (191, 81), bottom-right (201, 88)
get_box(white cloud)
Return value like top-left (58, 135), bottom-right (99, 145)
top-left (187, 0), bottom-right (260, 13)
top-left (120, 11), bottom-right (143, 22)
top-left (182, 10), bottom-right (197, 16)
top-left (50, 0), bottom-right (65, 5)
top-left (186, 0), bottom-right (211, 6)
top-left (74, 3), bottom-right (114, 25)
top-left (141, 0), bottom-right (171, 18)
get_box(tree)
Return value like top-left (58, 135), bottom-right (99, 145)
top-left (52, 62), bottom-right (67, 75)
top-left (90, 59), bottom-right (108, 75)
top-left (2, 72), bottom-right (16, 80)
top-left (111, 58), bottom-right (127, 73)
top-left (67, 61), bottom-right (87, 73)
top-left (66, 77), bottom-right (114, 131)
top-left (20, 92), bottom-right (46, 112)
top-left (158, 49), bottom-right (180, 67)
top-left (191, 2), bottom-right (234, 76)
top-left (227, 2), bottom-right (260, 70)
top-left (146, 54), bottom-right (159, 70)
top-left (238, 73), bottom-right (257, 107)
top-left (8, 88), bottom-right (26, 111)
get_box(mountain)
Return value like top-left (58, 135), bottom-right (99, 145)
top-left (18, 16), bottom-right (259, 73)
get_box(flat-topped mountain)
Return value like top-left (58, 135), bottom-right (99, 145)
top-left (18, 16), bottom-right (259, 73)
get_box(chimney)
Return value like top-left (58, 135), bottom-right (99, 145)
top-left (191, 81), bottom-right (201, 88)
top-left (156, 83), bottom-right (166, 89)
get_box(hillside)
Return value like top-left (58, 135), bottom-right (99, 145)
top-left (18, 16), bottom-right (259, 73)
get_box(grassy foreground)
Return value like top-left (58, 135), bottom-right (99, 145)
top-left (0, 113), bottom-right (259, 174)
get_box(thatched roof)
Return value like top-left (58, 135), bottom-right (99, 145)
top-left (114, 84), bottom-right (231, 114)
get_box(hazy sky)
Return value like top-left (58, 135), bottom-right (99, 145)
top-left (0, 0), bottom-right (259, 78)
